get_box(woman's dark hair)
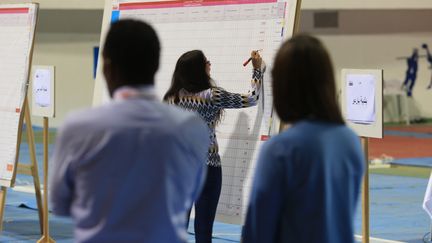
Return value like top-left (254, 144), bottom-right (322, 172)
top-left (163, 50), bottom-right (212, 102)
top-left (272, 34), bottom-right (344, 124)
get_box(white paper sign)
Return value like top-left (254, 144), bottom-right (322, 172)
top-left (346, 74), bottom-right (376, 124)
top-left (31, 65), bottom-right (55, 118)
top-left (33, 69), bottom-right (51, 108)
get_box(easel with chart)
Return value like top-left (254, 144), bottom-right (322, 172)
top-left (0, 3), bottom-right (44, 234)
top-left (95, 0), bottom-right (302, 224)
top-left (341, 69), bottom-right (384, 243)
top-left (31, 65), bottom-right (56, 243)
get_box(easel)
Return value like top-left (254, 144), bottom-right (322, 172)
top-left (37, 117), bottom-right (55, 243)
top-left (0, 97), bottom-right (44, 234)
top-left (361, 137), bottom-right (370, 243)
top-left (32, 65), bottom-right (56, 242)
top-left (0, 2), bottom-right (44, 235)
top-left (293, 0), bottom-right (302, 34)
top-left (341, 69), bottom-right (384, 243)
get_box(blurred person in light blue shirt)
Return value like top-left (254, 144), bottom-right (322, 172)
top-left (50, 19), bottom-right (209, 243)
top-left (242, 34), bottom-right (364, 243)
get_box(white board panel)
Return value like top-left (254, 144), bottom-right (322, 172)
top-left (0, 3), bottom-right (38, 186)
top-left (94, 0), bottom-right (299, 224)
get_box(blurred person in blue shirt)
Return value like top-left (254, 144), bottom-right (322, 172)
top-left (50, 19), bottom-right (209, 243)
top-left (242, 34), bottom-right (365, 243)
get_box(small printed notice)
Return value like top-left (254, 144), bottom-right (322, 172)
top-left (33, 69), bottom-right (51, 108)
top-left (31, 66), bottom-right (55, 118)
top-left (346, 74), bottom-right (376, 124)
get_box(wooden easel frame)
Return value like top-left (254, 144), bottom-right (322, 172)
top-left (361, 137), bottom-right (370, 243)
top-left (37, 116), bottom-right (55, 242)
top-left (293, 0), bottom-right (302, 34)
top-left (30, 65), bottom-right (56, 242)
top-left (340, 69), bottom-right (383, 243)
top-left (0, 98), bottom-right (44, 233)
top-left (0, 2), bottom-right (43, 234)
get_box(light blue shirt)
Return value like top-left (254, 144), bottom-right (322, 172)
top-left (50, 87), bottom-right (209, 243)
top-left (243, 120), bottom-right (364, 243)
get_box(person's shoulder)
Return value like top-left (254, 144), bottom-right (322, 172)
top-left (158, 105), bottom-right (209, 151)
top-left (54, 106), bottom-right (111, 147)
top-left (336, 125), bottom-right (359, 138)
top-left (298, 120), bottom-right (361, 148)
top-left (61, 106), bottom-right (104, 131)
top-left (271, 123), bottom-right (305, 143)
top-left (210, 86), bottom-right (226, 94)
top-left (335, 125), bottom-right (363, 151)
top-left (62, 101), bottom-right (123, 127)
top-left (260, 132), bottom-right (294, 159)
top-left (163, 104), bottom-right (206, 130)
top-left (264, 121), bottom-right (326, 149)
top-left (176, 88), bottom-right (213, 100)
top-left (61, 102), bottom-right (145, 142)
top-left (317, 122), bottom-right (359, 142)
top-left (200, 88), bottom-right (214, 98)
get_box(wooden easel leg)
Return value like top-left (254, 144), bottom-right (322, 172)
top-left (37, 117), bottom-right (55, 243)
top-left (361, 137), bottom-right (370, 243)
top-left (293, 0), bottom-right (302, 34)
top-left (0, 187), bottom-right (7, 232)
top-left (24, 101), bottom-right (44, 235)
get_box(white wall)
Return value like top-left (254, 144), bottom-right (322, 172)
top-left (300, 10), bottom-right (432, 122)
top-left (30, 10), bottom-right (102, 127)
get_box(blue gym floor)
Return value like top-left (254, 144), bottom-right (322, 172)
top-left (2, 173), bottom-right (429, 243)
top-left (1, 131), bottom-right (431, 242)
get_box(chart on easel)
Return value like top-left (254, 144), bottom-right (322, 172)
top-left (0, 3), bottom-right (43, 234)
top-left (0, 4), bottom-right (37, 185)
top-left (99, 0), bottom-right (299, 223)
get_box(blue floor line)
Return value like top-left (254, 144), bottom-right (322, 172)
top-left (384, 130), bottom-right (432, 138)
top-left (391, 157), bottom-right (432, 168)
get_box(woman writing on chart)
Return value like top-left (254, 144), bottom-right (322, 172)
top-left (164, 50), bottom-right (264, 243)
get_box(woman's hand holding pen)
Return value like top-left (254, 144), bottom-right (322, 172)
top-left (251, 50), bottom-right (262, 70)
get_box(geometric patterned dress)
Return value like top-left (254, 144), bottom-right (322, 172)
top-left (167, 69), bottom-right (263, 167)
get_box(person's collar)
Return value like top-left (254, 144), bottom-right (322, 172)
top-left (113, 85), bottom-right (157, 101)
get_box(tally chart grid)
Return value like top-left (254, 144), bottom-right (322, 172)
top-left (118, 0), bottom-right (288, 223)
top-left (0, 5), bottom-right (35, 181)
